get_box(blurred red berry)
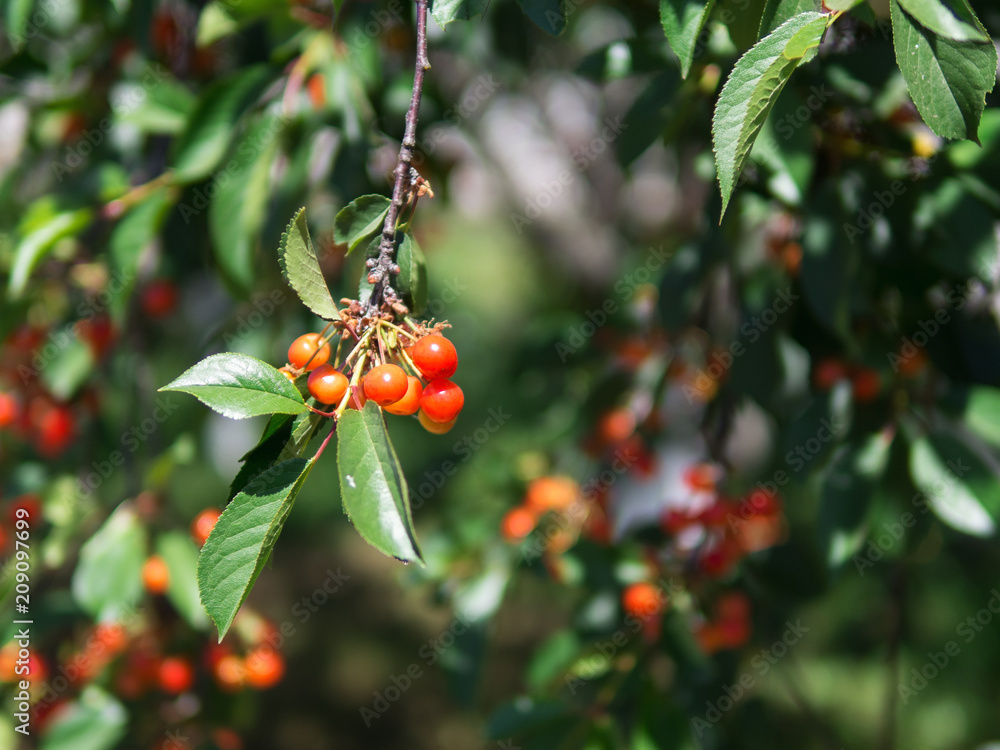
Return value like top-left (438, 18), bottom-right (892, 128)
top-left (0, 392), bottom-right (21, 428)
top-left (851, 367), bottom-right (882, 403)
top-left (158, 656), bottom-right (195, 694)
top-left (244, 647), bottom-right (285, 689)
top-left (192, 508), bottom-right (222, 546)
top-left (622, 582), bottom-right (665, 619)
top-left (140, 279), bottom-right (179, 319)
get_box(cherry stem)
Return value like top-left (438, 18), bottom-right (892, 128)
top-left (312, 422), bottom-right (337, 460)
top-left (368, 0), bottom-right (429, 312)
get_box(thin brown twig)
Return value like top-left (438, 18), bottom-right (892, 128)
top-left (367, 0), bottom-right (430, 312)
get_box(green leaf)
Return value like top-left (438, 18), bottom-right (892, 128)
top-left (659, 0), bottom-right (715, 78)
top-left (3, 0), bottom-right (34, 50)
top-left (170, 65), bottom-right (273, 183)
top-left (71, 506), bottom-right (146, 622)
top-left (160, 353), bottom-right (307, 419)
top-left (277, 410), bottom-right (327, 461)
top-left (823, 0), bottom-right (865, 8)
top-left (8, 208), bottom-right (92, 298)
top-left (210, 114), bottom-right (284, 293)
top-left (229, 413), bottom-right (296, 501)
top-left (197, 1), bottom-right (241, 46)
top-left (198, 458), bottom-right (313, 638)
top-left (431, 0), bottom-right (490, 26)
top-left (396, 232), bottom-right (429, 315)
top-left (963, 387), bottom-right (1000, 448)
top-left (117, 75), bottom-right (196, 135)
top-left (108, 187), bottom-right (174, 319)
top-left (895, 0), bottom-right (988, 41)
top-left (712, 12), bottom-right (829, 218)
top-left (40, 687), bottom-right (127, 750)
top-left (890, 0), bottom-right (996, 142)
top-left (334, 195), bottom-right (390, 255)
top-left (279, 207), bottom-right (340, 320)
top-left (517, 0), bottom-right (568, 35)
top-left (337, 402), bottom-right (423, 564)
top-left (910, 433), bottom-right (999, 537)
top-left (759, 0), bottom-right (820, 36)
top-left (40, 332), bottom-right (94, 402)
top-left (717, 0), bottom-right (769, 50)
top-left (818, 432), bottom-right (893, 568)
top-left (157, 532), bottom-right (211, 630)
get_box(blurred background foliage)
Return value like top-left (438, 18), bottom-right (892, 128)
top-left (2, 0), bottom-right (1000, 748)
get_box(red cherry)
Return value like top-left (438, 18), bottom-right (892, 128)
top-left (142, 555), bottom-right (170, 594)
top-left (140, 279), bottom-right (178, 319)
top-left (362, 364), bottom-right (409, 406)
top-left (409, 335), bottom-right (458, 379)
top-left (524, 476), bottom-right (579, 514)
top-left (287, 333), bottom-right (330, 371)
top-left (158, 656), bottom-right (194, 694)
top-left (418, 379), bottom-right (464, 423)
top-left (621, 582), bottom-right (665, 618)
top-left (852, 367), bottom-right (882, 402)
top-left (34, 404), bottom-right (75, 457)
top-left (307, 74), bottom-right (326, 108)
top-left (307, 364), bottom-right (349, 405)
top-left (244, 647), bottom-right (285, 689)
top-left (0, 392), bottom-right (21, 428)
top-left (213, 655), bottom-right (245, 692)
top-left (500, 506), bottom-right (537, 541)
top-left (191, 508), bottom-right (222, 546)
top-left (384, 376), bottom-right (423, 416)
top-left (813, 357), bottom-right (849, 390)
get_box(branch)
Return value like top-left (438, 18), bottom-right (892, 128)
top-left (367, 0), bottom-right (430, 311)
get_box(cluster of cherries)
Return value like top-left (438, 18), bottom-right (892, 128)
top-left (139, 508), bottom-right (285, 695)
top-left (285, 330), bottom-right (465, 433)
top-left (0, 282), bottom-right (178, 459)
